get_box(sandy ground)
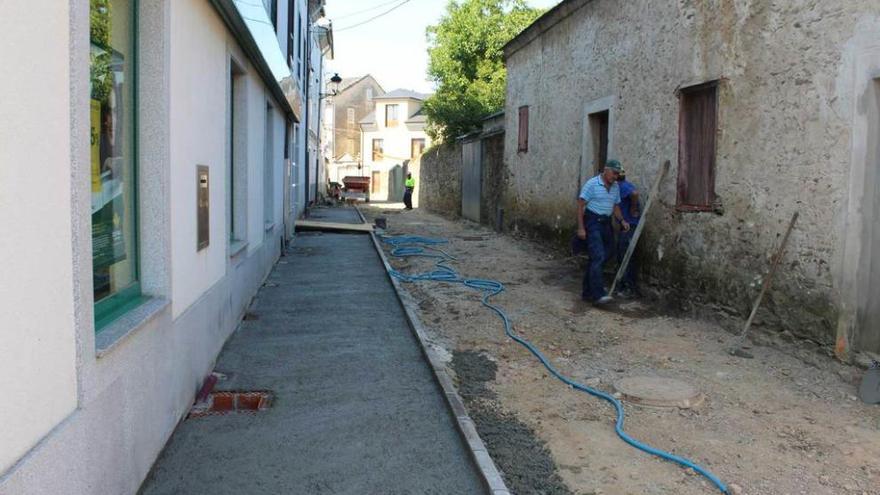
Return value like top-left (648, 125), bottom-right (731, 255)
top-left (361, 203), bottom-right (880, 495)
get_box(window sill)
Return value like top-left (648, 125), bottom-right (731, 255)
top-left (96, 297), bottom-right (170, 358)
top-left (229, 239), bottom-right (249, 258)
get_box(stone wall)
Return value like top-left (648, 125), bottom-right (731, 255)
top-left (418, 142), bottom-right (463, 217)
top-left (502, 0), bottom-right (880, 349)
top-left (480, 132), bottom-right (506, 229)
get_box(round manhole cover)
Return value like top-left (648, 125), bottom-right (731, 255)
top-left (614, 376), bottom-right (704, 408)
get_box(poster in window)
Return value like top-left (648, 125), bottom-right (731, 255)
top-left (90, 45), bottom-right (127, 272)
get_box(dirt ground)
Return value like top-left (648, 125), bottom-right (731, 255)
top-left (362, 203), bottom-right (880, 495)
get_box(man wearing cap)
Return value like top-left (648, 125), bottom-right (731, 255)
top-left (577, 159), bottom-right (630, 304)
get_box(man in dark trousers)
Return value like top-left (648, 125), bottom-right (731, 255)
top-left (403, 172), bottom-right (415, 210)
top-left (576, 159), bottom-right (630, 304)
top-left (616, 169), bottom-right (641, 297)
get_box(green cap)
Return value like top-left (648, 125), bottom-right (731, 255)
top-left (605, 159), bottom-right (622, 172)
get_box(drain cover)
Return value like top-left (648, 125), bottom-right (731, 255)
top-left (614, 376), bottom-right (704, 408)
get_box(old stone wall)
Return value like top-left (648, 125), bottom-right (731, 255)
top-left (503, 0), bottom-right (880, 346)
top-left (481, 132), bottom-right (506, 229)
top-left (418, 143), bottom-right (462, 217)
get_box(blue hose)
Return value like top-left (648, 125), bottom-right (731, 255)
top-left (380, 235), bottom-right (730, 494)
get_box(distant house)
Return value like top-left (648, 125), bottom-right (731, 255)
top-left (323, 75), bottom-right (384, 183)
top-left (360, 89), bottom-right (431, 201)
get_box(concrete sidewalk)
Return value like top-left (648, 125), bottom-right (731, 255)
top-left (140, 211), bottom-right (484, 494)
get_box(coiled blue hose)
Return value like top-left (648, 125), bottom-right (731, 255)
top-left (380, 234), bottom-right (730, 494)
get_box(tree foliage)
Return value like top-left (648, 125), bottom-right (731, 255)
top-left (423, 0), bottom-right (544, 142)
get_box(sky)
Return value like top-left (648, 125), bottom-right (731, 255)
top-left (324, 0), bottom-right (561, 94)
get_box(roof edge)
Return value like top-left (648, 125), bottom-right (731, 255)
top-left (503, 0), bottom-right (591, 61)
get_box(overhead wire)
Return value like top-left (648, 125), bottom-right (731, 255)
top-left (333, 0), bottom-right (413, 32)
top-left (331, 0), bottom-right (405, 21)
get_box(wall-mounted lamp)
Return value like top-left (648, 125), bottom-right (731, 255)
top-left (320, 73), bottom-right (343, 99)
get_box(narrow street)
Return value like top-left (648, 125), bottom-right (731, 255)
top-left (140, 208), bottom-right (484, 494)
top-left (363, 203), bottom-right (880, 495)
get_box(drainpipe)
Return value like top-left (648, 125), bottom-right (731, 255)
top-left (303, 33), bottom-right (311, 212)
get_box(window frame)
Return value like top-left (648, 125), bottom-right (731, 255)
top-left (263, 101), bottom-right (275, 232)
top-left (228, 56), bottom-right (249, 247)
top-left (372, 138), bottom-right (383, 161)
top-left (92, 0), bottom-right (144, 332)
top-left (517, 105), bottom-right (529, 152)
top-left (676, 80), bottom-right (719, 212)
top-left (411, 138), bottom-right (425, 159)
top-left (385, 104), bottom-right (399, 127)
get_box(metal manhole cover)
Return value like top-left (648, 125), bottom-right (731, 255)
top-left (614, 376), bottom-right (704, 408)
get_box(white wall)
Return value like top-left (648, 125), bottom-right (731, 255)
top-left (0, 0), bottom-right (292, 491)
top-left (169, 0), bottom-right (229, 317)
top-left (0, 1), bottom-right (78, 475)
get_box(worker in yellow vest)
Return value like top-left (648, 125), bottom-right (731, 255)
top-left (404, 173), bottom-right (415, 210)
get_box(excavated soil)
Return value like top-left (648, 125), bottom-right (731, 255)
top-left (364, 204), bottom-right (880, 495)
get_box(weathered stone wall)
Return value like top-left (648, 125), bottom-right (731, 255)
top-left (418, 143), bottom-right (462, 217)
top-left (481, 132), bottom-right (506, 228)
top-left (503, 0), bottom-right (880, 346)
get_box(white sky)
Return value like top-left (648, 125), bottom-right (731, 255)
top-left (324, 0), bottom-right (560, 94)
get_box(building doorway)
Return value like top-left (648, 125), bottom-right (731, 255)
top-left (372, 171), bottom-right (381, 196)
top-left (589, 110), bottom-right (609, 174)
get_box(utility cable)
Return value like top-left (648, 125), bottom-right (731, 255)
top-left (334, 0), bottom-right (412, 32)
top-left (332, 0), bottom-right (404, 21)
top-left (379, 234), bottom-right (731, 495)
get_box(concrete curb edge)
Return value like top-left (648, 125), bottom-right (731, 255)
top-left (357, 207), bottom-right (511, 495)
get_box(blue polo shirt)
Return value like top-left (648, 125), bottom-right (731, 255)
top-left (579, 175), bottom-right (620, 216)
top-left (619, 179), bottom-right (640, 226)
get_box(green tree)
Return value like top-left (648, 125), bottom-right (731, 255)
top-left (424, 0), bottom-right (544, 142)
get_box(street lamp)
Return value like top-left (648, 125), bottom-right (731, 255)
top-left (320, 73), bottom-right (342, 99)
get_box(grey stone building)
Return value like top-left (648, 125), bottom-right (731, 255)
top-left (326, 75), bottom-right (385, 182)
top-left (501, 0), bottom-right (880, 358)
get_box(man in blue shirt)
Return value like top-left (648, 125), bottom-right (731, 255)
top-left (616, 170), bottom-right (641, 296)
top-left (577, 159), bottom-right (630, 304)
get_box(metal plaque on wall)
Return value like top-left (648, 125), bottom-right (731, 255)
top-left (197, 165), bottom-right (209, 250)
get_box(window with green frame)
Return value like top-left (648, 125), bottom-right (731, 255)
top-left (90, 0), bottom-right (143, 330)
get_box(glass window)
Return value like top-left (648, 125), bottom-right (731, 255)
top-left (347, 107), bottom-right (355, 125)
top-left (385, 104), bottom-right (399, 127)
top-left (372, 139), bottom-right (383, 161)
top-left (90, 0), bottom-right (140, 328)
top-left (366, 88), bottom-right (373, 101)
top-left (411, 138), bottom-right (425, 159)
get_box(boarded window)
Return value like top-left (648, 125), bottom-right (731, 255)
top-left (588, 110), bottom-right (609, 174)
top-left (677, 82), bottom-right (718, 210)
top-left (411, 138), bottom-right (425, 159)
top-left (385, 104), bottom-right (399, 127)
top-left (518, 106), bottom-right (529, 152)
top-left (372, 139), bottom-right (383, 161)
top-left (347, 107), bottom-right (355, 125)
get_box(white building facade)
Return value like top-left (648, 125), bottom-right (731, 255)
top-left (359, 90), bottom-right (431, 202)
top-left (0, 0), bottom-right (329, 492)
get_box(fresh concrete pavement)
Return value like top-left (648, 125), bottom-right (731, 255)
top-left (140, 207), bottom-right (485, 494)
